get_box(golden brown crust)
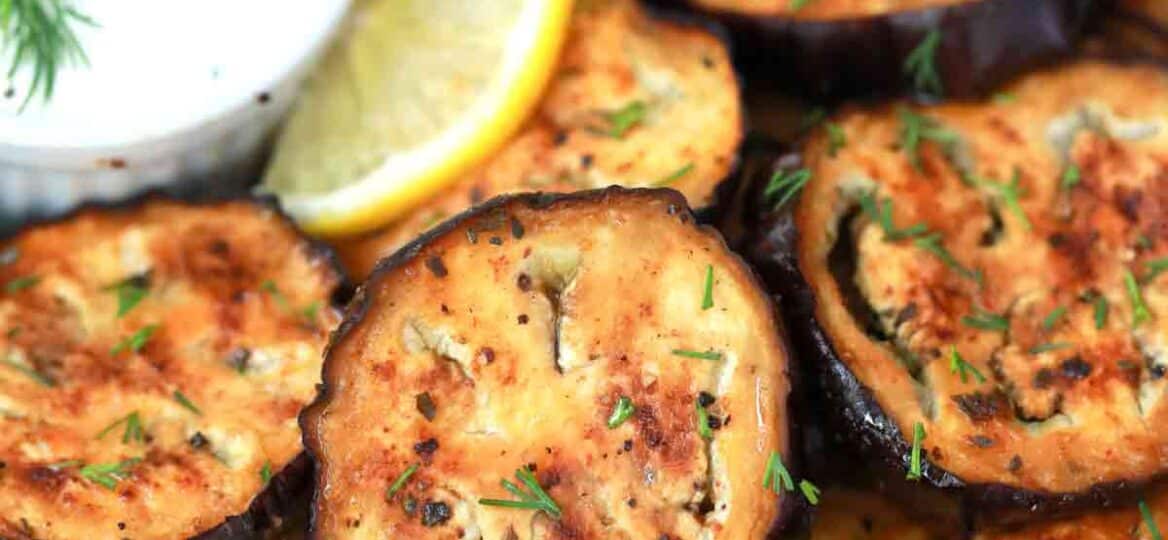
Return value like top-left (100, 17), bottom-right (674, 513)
top-left (795, 61), bottom-right (1168, 493)
top-left (303, 188), bottom-right (791, 539)
top-left (0, 198), bottom-right (341, 539)
top-left (690, 0), bottom-right (972, 20)
top-left (333, 0), bottom-right (742, 280)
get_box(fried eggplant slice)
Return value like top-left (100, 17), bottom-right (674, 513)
top-left (333, 0), bottom-right (742, 279)
top-left (303, 188), bottom-right (793, 539)
top-left (0, 197), bottom-right (343, 539)
top-left (748, 61), bottom-right (1168, 527)
top-left (676, 0), bottom-right (1093, 99)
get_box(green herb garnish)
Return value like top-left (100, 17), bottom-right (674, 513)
top-left (606, 396), bottom-right (635, 429)
top-left (800, 107), bottom-right (826, 131)
top-left (825, 122), bottom-right (846, 157)
top-left (603, 101), bottom-right (646, 138)
top-left (46, 459), bottom-right (82, 471)
top-left (976, 168), bottom-right (1031, 231)
top-left (260, 279), bottom-right (289, 309)
top-left (95, 411), bottom-right (144, 444)
top-left (1143, 257), bottom-right (1168, 283)
top-left (790, 0), bottom-right (814, 10)
top-left (961, 308), bottom-right (1009, 332)
top-left (696, 399), bottom-right (713, 440)
top-left (764, 168), bottom-right (812, 211)
top-left (385, 463), bottom-right (419, 500)
top-left (111, 324), bottom-right (158, 355)
top-left (260, 461), bottom-right (272, 484)
top-left (898, 108), bottom-right (959, 172)
top-left (1125, 269), bottom-right (1151, 327)
top-left (906, 421), bottom-right (925, 480)
top-left (479, 467), bottom-right (562, 519)
top-left (799, 479), bottom-right (821, 505)
top-left (1141, 500), bottom-right (1164, 540)
top-left (904, 29), bottom-right (943, 96)
top-left (914, 233), bottom-right (981, 283)
top-left (1, 354), bottom-right (53, 386)
top-left (858, 191), bottom-right (929, 242)
top-left (701, 264), bottom-right (714, 310)
top-left (4, 275), bottom-right (39, 293)
top-left (672, 349), bottom-right (722, 361)
top-left (1042, 306), bottom-right (1067, 331)
top-left (105, 275), bottom-right (148, 317)
top-left (80, 457), bottom-right (140, 490)
top-left (1061, 164), bottom-right (1081, 190)
top-left (947, 346), bottom-right (986, 384)
top-left (762, 451), bottom-right (794, 493)
top-left (301, 301), bottom-right (321, 323)
top-left (1030, 342), bottom-right (1071, 354)
top-left (1, 0), bottom-right (97, 110)
top-left (172, 390), bottom-right (201, 415)
top-left (1094, 295), bottom-right (1108, 330)
top-left (993, 92), bottom-right (1016, 104)
top-left (655, 163), bottom-right (694, 186)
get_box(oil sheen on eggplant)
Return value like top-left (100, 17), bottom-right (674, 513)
top-left (302, 188), bottom-right (794, 539)
top-left (748, 61), bottom-right (1168, 528)
top-left (678, 0), bottom-right (1094, 99)
top-left (332, 0), bottom-right (743, 280)
top-left (0, 197), bottom-right (343, 539)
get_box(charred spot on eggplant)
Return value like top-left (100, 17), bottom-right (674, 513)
top-left (302, 187), bottom-right (795, 538)
top-left (0, 196), bottom-right (343, 538)
top-left (747, 61), bottom-right (1168, 528)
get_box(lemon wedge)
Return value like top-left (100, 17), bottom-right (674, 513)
top-left (262, 0), bottom-right (574, 236)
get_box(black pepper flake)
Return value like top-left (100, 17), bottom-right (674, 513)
top-left (706, 415), bottom-right (722, 430)
top-left (697, 391), bottom-right (716, 407)
top-left (424, 256), bottom-right (448, 278)
top-left (894, 303), bottom-right (918, 326)
top-left (226, 347), bottom-right (251, 373)
top-left (416, 392), bottom-right (437, 421)
top-left (969, 435), bottom-right (994, 448)
top-left (580, 154), bottom-right (594, 169)
top-left (1152, 364), bottom-right (1166, 380)
top-left (518, 314), bottom-right (529, 324)
top-left (1059, 356), bottom-right (1092, 380)
top-left (3, 87), bottom-right (13, 99)
top-left (256, 92), bottom-right (271, 104)
top-left (517, 273), bottom-right (532, 291)
top-left (414, 438), bottom-right (439, 457)
top-left (627, 497), bottom-right (637, 508)
top-left (118, 522), bottom-right (126, 530)
top-left (510, 217), bottom-right (525, 239)
top-left (189, 432), bottom-right (209, 449)
top-left (489, 236), bottom-right (503, 246)
top-left (553, 131), bottom-right (568, 146)
top-left (403, 496), bottom-right (418, 515)
top-left (1047, 233), bottom-right (1066, 248)
top-left (421, 501), bottom-right (451, 526)
top-left (1007, 455), bottom-right (1023, 473)
top-left (702, 56), bottom-right (714, 68)
top-left (623, 439), bottom-right (633, 451)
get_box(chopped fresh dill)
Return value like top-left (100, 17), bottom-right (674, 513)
top-left (947, 346), bottom-right (986, 384)
top-left (606, 396), bottom-right (635, 429)
top-left (701, 264), bottom-right (714, 310)
top-left (762, 451), bottom-right (794, 493)
top-left (478, 467), bottom-right (562, 519)
top-left (906, 421), bottom-right (925, 480)
top-left (858, 190), bottom-right (929, 242)
top-left (385, 463), bottom-right (419, 499)
top-left (904, 29), bottom-right (943, 96)
top-left (764, 168), bottom-right (812, 211)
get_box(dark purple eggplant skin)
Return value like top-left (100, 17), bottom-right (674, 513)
top-left (741, 150), bottom-right (1159, 533)
top-left (301, 186), bottom-right (803, 539)
top-left (660, 0), bottom-right (1096, 100)
top-left (2, 192), bottom-right (350, 540)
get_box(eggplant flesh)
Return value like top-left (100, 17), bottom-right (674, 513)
top-left (746, 61), bottom-right (1168, 529)
top-left (302, 187), bottom-right (796, 539)
top-left (0, 195), bottom-right (344, 539)
top-left (332, 0), bottom-right (744, 280)
top-left (678, 0), bottom-right (1095, 99)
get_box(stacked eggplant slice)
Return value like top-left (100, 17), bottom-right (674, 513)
top-left (751, 60), bottom-right (1168, 534)
top-left (336, 0), bottom-right (744, 280)
top-left (0, 197), bottom-right (343, 539)
top-left (675, 0), bottom-right (1095, 99)
top-left (303, 188), bottom-right (796, 538)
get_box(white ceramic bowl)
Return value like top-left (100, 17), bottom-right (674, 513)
top-left (0, 0), bottom-right (351, 222)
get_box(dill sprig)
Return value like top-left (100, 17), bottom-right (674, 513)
top-left (947, 346), bottom-right (986, 384)
top-left (1042, 306), bottom-right (1067, 332)
top-left (904, 29), bottom-right (943, 96)
top-left (696, 399), bottom-right (713, 440)
top-left (1141, 500), bottom-right (1164, 540)
top-left (654, 162), bottom-right (694, 187)
top-left (95, 411), bottom-right (145, 444)
top-left (762, 451), bottom-right (794, 494)
top-left (80, 457), bottom-right (140, 490)
top-left (672, 349), bottom-right (722, 361)
top-left (105, 274), bottom-right (149, 318)
top-left (479, 467), bottom-right (562, 519)
top-left (825, 122), bottom-right (846, 157)
top-left (602, 101), bottom-right (646, 138)
top-left (799, 479), bottom-right (821, 505)
top-left (764, 168), bottom-right (812, 211)
top-left (914, 233), bottom-right (981, 283)
top-left (974, 168), bottom-right (1032, 231)
top-left (961, 307), bottom-right (1008, 332)
top-left (898, 108), bottom-right (959, 172)
top-left (1125, 269), bottom-right (1151, 327)
top-left (858, 191), bottom-right (929, 242)
top-left (1094, 295), bottom-right (1108, 330)
top-left (1143, 257), bottom-right (1168, 283)
top-left (1, 353), bottom-right (53, 386)
top-left (701, 264), bottom-right (714, 310)
top-left (906, 422), bottom-right (925, 480)
top-left (385, 463), bottom-right (418, 500)
top-left (606, 396), bottom-right (635, 429)
top-left (1, 0), bottom-right (96, 109)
